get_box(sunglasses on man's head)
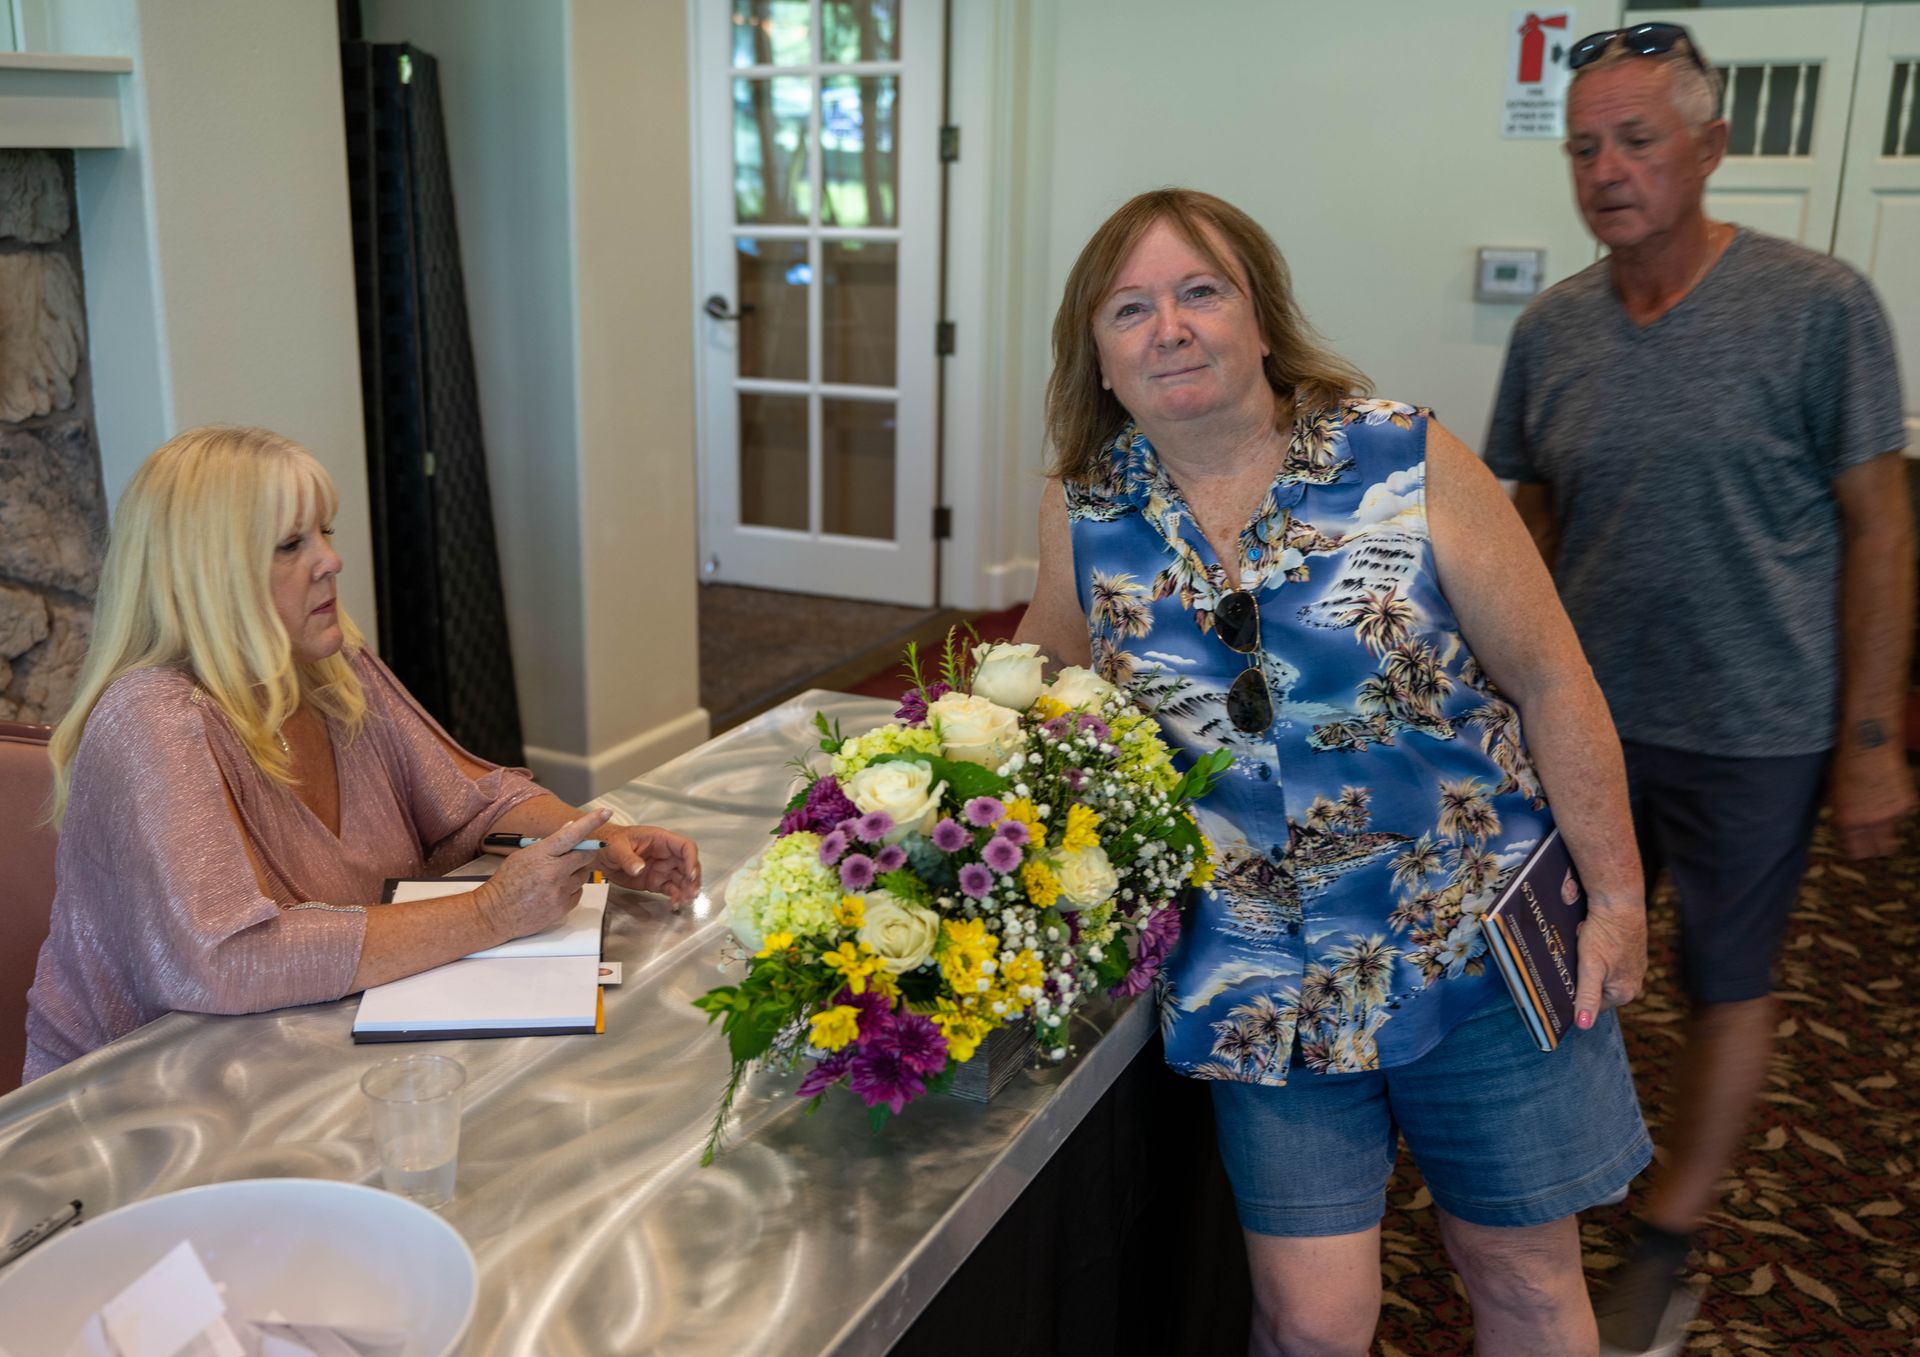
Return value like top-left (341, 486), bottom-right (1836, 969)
top-left (1568, 22), bottom-right (1708, 74)
top-left (1215, 590), bottom-right (1274, 735)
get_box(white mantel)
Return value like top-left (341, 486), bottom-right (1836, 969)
top-left (0, 52), bottom-right (131, 149)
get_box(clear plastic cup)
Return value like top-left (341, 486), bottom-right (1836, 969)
top-left (361, 1055), bottom-right (467, 1209)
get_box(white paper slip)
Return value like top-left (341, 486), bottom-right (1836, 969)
top-left (382, 880), bottom-right (609, 960)
top-left (97, 1239), bottom-right (227, 1357)
top-left (352, 955), bottom-right (601, 1040)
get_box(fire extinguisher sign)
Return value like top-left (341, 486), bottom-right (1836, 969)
top-left (1504, 8), bottom-right (1576, 138)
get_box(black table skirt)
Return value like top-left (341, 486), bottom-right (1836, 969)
top-left (897, 1035), bottom-right (1252, 1355)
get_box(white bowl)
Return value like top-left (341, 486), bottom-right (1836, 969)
top-left (0, 1178), bottom-right (476, 1356)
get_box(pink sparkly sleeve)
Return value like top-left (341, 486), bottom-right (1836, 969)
top-left (56, 672), bottom-right (367, 1019)
top-left (351, 651), bottom-right (547, 872)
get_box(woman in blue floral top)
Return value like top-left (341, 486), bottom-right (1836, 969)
top-left (1017, 190), bottom-right (1651, 1355)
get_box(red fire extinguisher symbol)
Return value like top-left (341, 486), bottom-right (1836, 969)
top-left (1517, 12), bottom-right (1569, 84)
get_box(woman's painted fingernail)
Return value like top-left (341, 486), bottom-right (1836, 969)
top-left (1576, 1010), bottom-right (1594, 1029)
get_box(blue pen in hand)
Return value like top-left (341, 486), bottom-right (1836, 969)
top-left (483, 833), bottom-right (605, 853)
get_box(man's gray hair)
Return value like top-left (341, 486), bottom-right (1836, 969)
top-left (1573, 42), bottom-right (1723, 127)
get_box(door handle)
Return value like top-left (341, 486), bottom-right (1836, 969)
top-left (704, 294), bottom-right (756, 321)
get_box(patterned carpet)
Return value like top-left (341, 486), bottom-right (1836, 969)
top-left (1377, 811), bottom-right (1920, 1355)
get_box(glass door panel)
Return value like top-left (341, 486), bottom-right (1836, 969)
top-left (821, 76), bottom-right (897, 227)
top-left (731, 0), bottom-right (811, 67)
top-left (732, 77), bottom-right (812, 224)
top-left (822, 0), bottom-right (899, 62)
top-left (822, 240), bottom-right (896, 386)
top-left (739, 393), bottom-right (809, 531)
top-left (823, 398), bottom-right (896, 540)
top-left (736, 238), bottom-right (811, 381)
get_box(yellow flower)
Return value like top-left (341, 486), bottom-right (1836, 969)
top-left (939, 919), bottom-right (999, 994)
top-left (820, 941), bottom-right (885, 994)
top-left (1060, 804), bottom-right (1102, 853)
top-left (999, 797), bottom-right (1045, 847)
top-left (1187, 821), bottom-right (1218, 887)
top-left (756, 931), bottom-right (795, 958)
top-left (834, 893), bottom-right (866, 929)
top-left (931, 1000), bottom-right (990, 1063)
top-left (1001, 948), bottom-right (1044, 993)
top-left (808, 1004), bottom-right (861, 1051)
top-left (1021, 859), bottom-right (1062, 909)
top-left (1032, 694), bottom-right (1069, 721)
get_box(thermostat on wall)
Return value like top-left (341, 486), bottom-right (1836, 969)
top-left (1475, 247), bottom-right (1545, 303)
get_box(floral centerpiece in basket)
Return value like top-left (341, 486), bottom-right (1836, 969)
top-left (694, 632), bottom-right (1229, 1163)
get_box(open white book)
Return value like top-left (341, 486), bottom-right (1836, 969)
top-left (349, 880), bottom-right (609, 1042)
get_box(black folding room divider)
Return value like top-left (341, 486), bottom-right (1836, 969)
top-left (341, 39), bottom-right (526, 769)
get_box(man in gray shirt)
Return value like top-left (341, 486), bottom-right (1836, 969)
top-left (1484, 22), bottom-right (1913, 1354)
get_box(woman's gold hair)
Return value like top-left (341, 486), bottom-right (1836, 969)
top-left (1044, 188), bottom-right (1370, 482)
top-left (48, 425), bottom-right (367, 826)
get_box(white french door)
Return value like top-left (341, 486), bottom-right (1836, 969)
top-left (1833, 4), bottom-right (1920, 449)
top-left (691, 0), bottom-right (943, 605)
top-left (1638, 4), bottom-right (1861, 247)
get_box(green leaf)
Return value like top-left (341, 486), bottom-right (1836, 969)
top-left (863, 751), bottom-right (1010, 803)
top-left (868, 1103), bottom-right (893, 1135)
top-left (876, 869), bottom-right (934, 908)
top-left (813, 711), bottom-right (844, 754)
top-left (1165, 812), bottom-right (1203, 859)
top-left (1092, 944), bottom-right (1132, 989)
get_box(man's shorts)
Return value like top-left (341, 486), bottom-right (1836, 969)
top-left (1211, 1001), bottom-right (1651, 1237)
top-left (1622, 739), bottom-right (1830, 1006)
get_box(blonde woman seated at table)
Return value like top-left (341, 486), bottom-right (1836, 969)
top-left (24, 426), bottom-right (700, 1082)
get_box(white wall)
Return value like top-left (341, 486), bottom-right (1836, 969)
top-left (943, 0), bottom-right (1622, 610)
top-left (363, 0), bottom-right (706, 798)
top-left (45, 0), bottom-right (376, 635)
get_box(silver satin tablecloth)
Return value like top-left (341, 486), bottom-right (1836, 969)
top-left (0, 691), bottom-right (1153, 1355)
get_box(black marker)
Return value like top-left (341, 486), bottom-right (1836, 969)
top-left (483, 833), bottom-right (604, 852)
top-left (2, 1199), bottom-right (82, 1265)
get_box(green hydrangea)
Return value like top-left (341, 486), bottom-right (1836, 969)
top-left (830, 723), bottom-right (942, 780)
top-left (749, 832), bottom-right (842, 939)
top-left (1110, 710), bottom-right (1181, 794)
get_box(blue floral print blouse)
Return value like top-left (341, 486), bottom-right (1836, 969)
top-left (1068, 398), bottom-right (1557, 1083)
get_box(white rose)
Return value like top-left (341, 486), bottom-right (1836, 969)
top-left (857, 891), bottom-right (942, 973)
top-left (1044, 665), bottom-right (1118, 712)
top-left (928, 690), bottom-right (1025, 768)
top-left (1053, 845), bottom-right (1119, 910)
top-left (724, 856), bottom-right (766, 952)
top-left (970, 641), bottom-right (1047, 712)
top-left (845, 759), bottom-right (948, 842)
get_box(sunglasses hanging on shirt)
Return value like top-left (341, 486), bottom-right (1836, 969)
top-left (1214, 590), bottom-right (1274, 735)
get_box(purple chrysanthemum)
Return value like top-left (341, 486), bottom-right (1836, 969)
top-left (963, 796), bottom-right (1006, 828)
top-left (1077, 714), bottom-right (1111, 742)
top-left (893, 681), bottom-right (951, 725)
top-left (931, 818), bottom-right (970, 853)
top-left (983, 836), bottom-right (1023, 874)
top-left (994, 819), bottom-right (1029, 848)
top-left (1111, 905), bottom-right (1184, 998)
top-left (818, 829), bottom-right (850, 864)
top-left (795, 1047), bottom-right (855, 1100)
top-left (839, 853), bottom-right (876, 891)
top-left (1064, 768), bottom-right (1088, 792)
top-left (958, 862), bottom-right (994, 900)
top-left (867, 1009), bottom-right (949, 1077)
top-left (854, 810), bottom-right (894, 843)
top-left (846, 1045), bottom-right (927, 1114)
top-left (779, 775), bottom-right (861, 835)
top-left (874, 844), bottom-right (907, 873)
top-left (836, 985), bottom-right (895, 1034)
top-left (1040, 716), bottom-right (1071, 742)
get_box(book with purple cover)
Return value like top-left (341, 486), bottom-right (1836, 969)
top-left (1483, 827), bottom-right (1586, 1051)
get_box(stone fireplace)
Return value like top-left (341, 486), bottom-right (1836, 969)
top-left (0, 149), bottom-right (107, 726)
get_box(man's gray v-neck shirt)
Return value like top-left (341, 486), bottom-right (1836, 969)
top-left (1484, 228), bottom-right (1906, 757)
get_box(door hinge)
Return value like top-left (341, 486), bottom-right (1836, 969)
top-left (933, 505), bottom-right (953, 540)
top-left (936, 320), bottom-right (956, 356)
top-left (939, 124), bottom-right (960, 163)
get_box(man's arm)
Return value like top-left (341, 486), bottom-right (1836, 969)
top-left (1830, 451), bottom-right (1917, 859)
top-left (1510, 481), bottom-right (1561, 570)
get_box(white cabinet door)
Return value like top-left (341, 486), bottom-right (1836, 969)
top-left (1833, 3), bottom-right (1920, 450)
top-left (691, 0), bottom-right (942, 604)
top-left (1639, 5), bottom-right (1862, 248)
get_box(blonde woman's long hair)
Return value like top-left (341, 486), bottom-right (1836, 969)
top-left (1044, 188), bottom-right (1371, 482)
top-left (48, 426), bottom-right (368, 826)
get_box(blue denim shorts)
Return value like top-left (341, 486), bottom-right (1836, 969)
top-left (1210, 1001), bottom-right (1651, 1237)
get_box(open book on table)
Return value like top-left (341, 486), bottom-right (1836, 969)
top-left (350, 879), bottom-right (609, 1042)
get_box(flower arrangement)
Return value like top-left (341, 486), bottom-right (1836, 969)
top-left (695, 632), bottom-right (1229, 1163)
